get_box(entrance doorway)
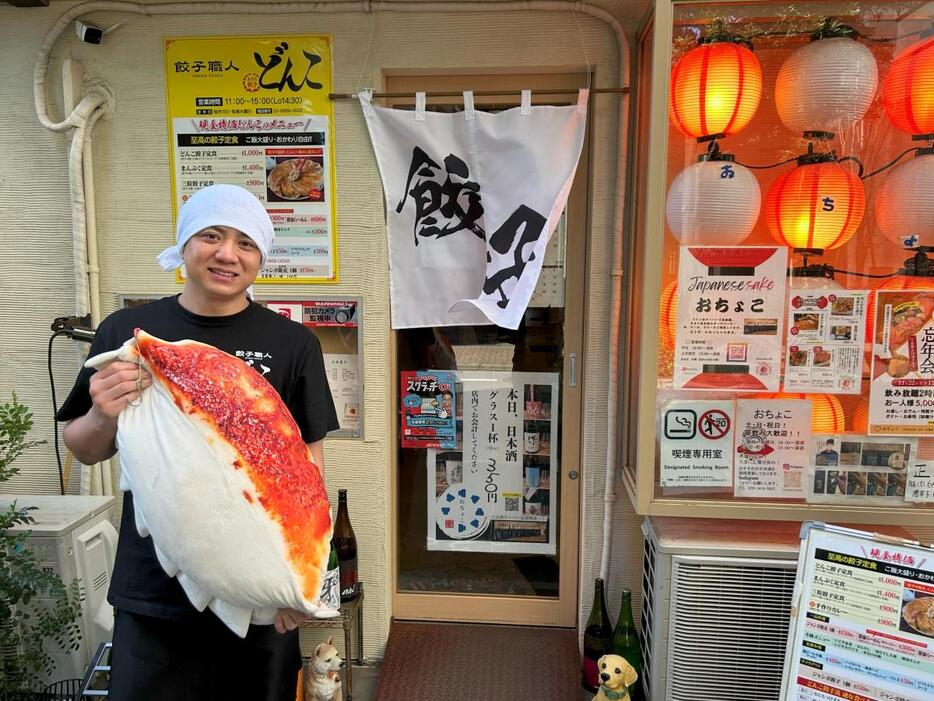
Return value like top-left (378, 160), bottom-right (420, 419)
top-left (389, 71), bottom-right (591, 627)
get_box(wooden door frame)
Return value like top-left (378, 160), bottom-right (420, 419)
top-left (386, 70), bottom-right (592, 627)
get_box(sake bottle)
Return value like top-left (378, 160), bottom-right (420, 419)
top-left (582, 577), bottom-right (613, 692)
top-left (612, 588), bottom-right (644, 701)
top-left (334, 489), bottom-right (359, 601)
top-left (321, 536), bottom-right (341, 610)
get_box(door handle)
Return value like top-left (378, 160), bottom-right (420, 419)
top-left (568, 352), bottom-right (577, 387)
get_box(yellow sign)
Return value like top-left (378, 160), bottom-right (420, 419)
top-left (164, 35), bottom-right (339, 283)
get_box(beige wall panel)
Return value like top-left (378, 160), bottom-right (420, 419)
top-left (0, 0), bottom-right (629, 657)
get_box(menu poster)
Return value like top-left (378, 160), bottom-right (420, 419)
top-left (781, 524), bottom-right (934, 701)
top-left (674, 246), bottom-right (787, 392)
top-left (659, 399), bottom-right (735, 488)
top-left (784, 291), bottom-right (868, 394)
top-left (807, 436), bottom-right (915, 505)
top-left (868, 290), bottom-right (934, 434)
top-left (426, 371), bottom-right (558, 555)
top-left (165, 35), bottom-right (339, 283)
top-left (734, 399), bottom-right (811, 498)
top-left (401, 370), bottom-right (456, 449)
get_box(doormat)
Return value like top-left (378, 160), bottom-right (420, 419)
top-left (374, 620), bottom-right (579, 701)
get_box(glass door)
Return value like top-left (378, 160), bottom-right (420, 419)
top-left (389, 73), bottom-right (591, 626)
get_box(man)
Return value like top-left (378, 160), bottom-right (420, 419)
top-left (57, 184), bottom-right (339, 700)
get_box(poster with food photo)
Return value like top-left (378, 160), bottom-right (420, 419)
top-left (674, 247), bottom-right (787, 392)
top-left (868, 291), bottom-right (934, 434)
top-left (807, 436), bottom-right (915, 504)
top-left (783, 291), bottom-right (867, 394)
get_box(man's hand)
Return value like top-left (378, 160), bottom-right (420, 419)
top-left (274, 608), bottom-right (308, 633)
top-left (88, 360), bottom-right (152, 423)
top-left (64, 360), bottom-right (154, 465)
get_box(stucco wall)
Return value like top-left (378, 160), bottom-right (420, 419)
top-left (0, 0), bottom-right (643, 659)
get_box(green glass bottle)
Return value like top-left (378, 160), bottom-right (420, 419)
top-left (321, 536), bottom-right (341, 610)
top-left (582, 577), bottom-right (613, 692)
top-left (611, 588), bottom-right (644, 701)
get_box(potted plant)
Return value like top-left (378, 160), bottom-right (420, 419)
top-left (0, 393), bottom-right (83, 698)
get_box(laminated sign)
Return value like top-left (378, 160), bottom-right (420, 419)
top-left (358, 90), bottom-right (588, 329)
top-left (164, 35), bottom-right (339, 283)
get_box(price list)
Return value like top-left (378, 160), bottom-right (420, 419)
top-left (785, 535), bottom-right (934, 701)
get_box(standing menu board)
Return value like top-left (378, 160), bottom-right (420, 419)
top-left (781, 522), bottom-right (934, 701)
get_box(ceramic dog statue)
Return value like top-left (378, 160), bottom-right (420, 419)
top-left (592, 654), bottom-right (638, 701)
top-left (303, 636), bottom-right (344, 701)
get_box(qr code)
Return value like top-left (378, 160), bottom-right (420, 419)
top-left (504, 496), bottom-right (520, 512)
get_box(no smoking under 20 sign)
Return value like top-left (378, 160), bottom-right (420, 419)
top-left (660, 400), bottom-right (735, 487)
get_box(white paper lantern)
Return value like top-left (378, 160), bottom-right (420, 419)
top-left (665, 159), bottom-right (761, 244)
top-left (875, 152), bottom-right (934, 247)
top-left (775, 37), bottom-right (878, 135)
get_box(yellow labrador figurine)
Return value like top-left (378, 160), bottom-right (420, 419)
top-left (593, 654), bottom-right (638, 701)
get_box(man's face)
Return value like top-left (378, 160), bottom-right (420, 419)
top-left (182, 225), bottom-right (261, 301)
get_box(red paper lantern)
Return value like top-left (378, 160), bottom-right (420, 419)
top-left (852, 395), bottom-right (869, 434)
top-left (765, 392), bottom-right (846, 433)
top-left (669, 40), bottom-right (763, 139)
top-left (659, 280), bottom-right (678, 348)
top-left (764, 157), bottom-right (865, 250)
top-left (882, 35), bottom-right (934, 136)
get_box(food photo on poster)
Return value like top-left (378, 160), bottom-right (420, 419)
top-left (869, 291), bottom-right (934, 434)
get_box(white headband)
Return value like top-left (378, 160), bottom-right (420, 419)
top-left (157, 184), bottom-right (275, 272)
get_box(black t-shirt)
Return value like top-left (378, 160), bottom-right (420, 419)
top-left (56, 295), bottom-right (340, 620)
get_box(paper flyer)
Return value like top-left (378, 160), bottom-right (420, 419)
top-left (426, 371), bottom-right (558, 555)
top-left (868, 290), bottom-right (934, 434)
top-left (734, 399), bottom-right (811, 498)
top-left (784, 290), bottom-right (867, 394)
top-left (807, 436), bottom-right (914, 504)
top-left (674, 246), bottom-right (787, 392)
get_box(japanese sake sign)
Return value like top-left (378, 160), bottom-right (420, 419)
top-left (401, 371), bottom-right (457, 449)
top-left (427, 371), bottom-right (558, 555)
top-left (868, 290), bottom-right (934, 434)
top-left (734, 399), bottom-right (811, 498)
top-left (674, 247), bottom-right (787, 392)
top-left (165, 35), bottom-right (338, 282)
top-left (784, 291), bottom-right (867, 394)
top-left (659, 399), bottom-right (734, 487)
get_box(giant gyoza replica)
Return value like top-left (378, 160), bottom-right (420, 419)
top-left (88, 330), bottom-right (339, 636)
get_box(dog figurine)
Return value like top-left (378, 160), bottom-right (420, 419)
top-left (593, 654), bottom-right (638, 701)
top-left (303, 636), bottom-right (344, 701)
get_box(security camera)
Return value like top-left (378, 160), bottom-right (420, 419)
top-left (76, 20), bottom-right (103, 44)
top-left (75, 19), bottom-right (125, 45)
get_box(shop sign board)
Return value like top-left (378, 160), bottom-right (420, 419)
top-left (659, 399), bottom-right (734, 487)
top-left (164, 35), bottom-right (339, 283)
top-left (781, 523), bottom-right (934, 701)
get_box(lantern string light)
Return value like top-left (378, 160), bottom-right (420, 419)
top-left (861, 146), bottom-right (925, 179)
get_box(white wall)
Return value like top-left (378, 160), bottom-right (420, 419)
top-left (0, 0), bottom-right (643, 658)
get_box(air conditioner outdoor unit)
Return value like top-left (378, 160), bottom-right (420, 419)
top-left (639, 516), bottom-right (800, 701)
top-left (1, 494), bottom-right (118, 686)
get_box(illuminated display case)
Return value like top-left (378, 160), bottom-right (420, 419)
top-left (625, 0), bottom-right (934, 523)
